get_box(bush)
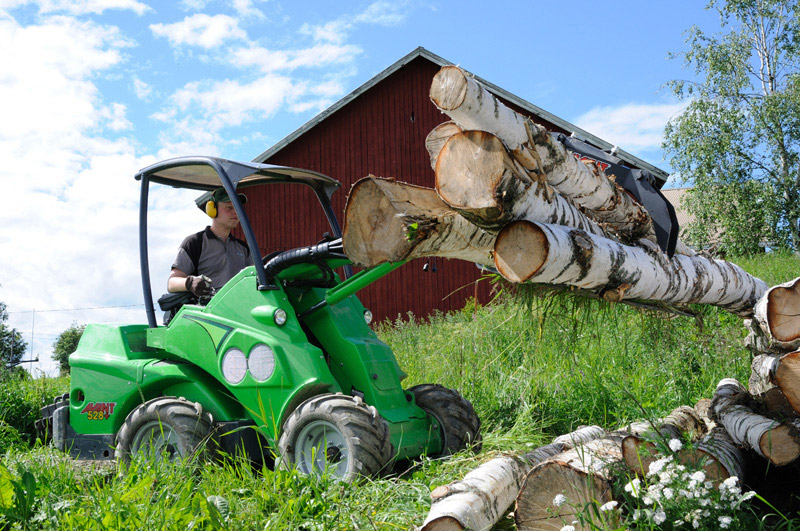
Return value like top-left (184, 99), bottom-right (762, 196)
top-left (0, 375), bottom-right (69, 445)
top-left (0, 420), bottom-right (23, 453)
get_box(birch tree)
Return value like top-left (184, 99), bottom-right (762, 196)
top-left (664, 0), bottom-right (800, 255)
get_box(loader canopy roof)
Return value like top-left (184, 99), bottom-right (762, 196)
top-left (135, 156), bottom-right (341, 200)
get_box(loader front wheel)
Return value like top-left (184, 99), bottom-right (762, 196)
top-left (410, 384), bottom-right (482, 456)
top-left (116, 397), bottom-right (213, 463)
top-left (278, 394), bottom-right (393, 482)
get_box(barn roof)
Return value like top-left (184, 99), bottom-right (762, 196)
top-left (253, 47), bottom-right (669, 183)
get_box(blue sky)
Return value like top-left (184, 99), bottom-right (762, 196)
top-left (0, 0), bottom-right (723, 374)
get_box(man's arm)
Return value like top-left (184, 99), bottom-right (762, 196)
top-left (168, 268), bottom-right (189, 293)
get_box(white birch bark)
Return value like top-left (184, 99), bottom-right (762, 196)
top-left (515, 437), bottom-right (622, 531)
top-left (429, 65), bottom-right (654, 243)
top-left (754, 277), bottom-right (800, 351)
top-left (435, 130), bottom-right (615, 238)
top-left (711, 378), bottom-right (800, 466)
top-left (693, 427), bottom-right (747, 482)
top-left (493, 220), bottom-right (767, 317)
top-left (341, 177), bottom-right (495, 268)
top-left (420, 443), bottom-right (564, 531)
top-left (420, 426), bottom-right (605, 531)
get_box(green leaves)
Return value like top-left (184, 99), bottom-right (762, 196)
top-left (664, 0), bottom-right (800, 254)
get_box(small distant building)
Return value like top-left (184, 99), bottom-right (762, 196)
top-left (661, 187), bottom-right (694, 241)
top-left (249, 47), bottom-right (670, 322)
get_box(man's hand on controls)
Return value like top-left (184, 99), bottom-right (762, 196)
top-left (186, 275), bottom-right (213, 297)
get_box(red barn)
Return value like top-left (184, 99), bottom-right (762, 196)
top-left (250, 47), bottom-right (667, 322)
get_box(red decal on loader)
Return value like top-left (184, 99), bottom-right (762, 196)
top-left (81, 402), bottom-right (117, 420)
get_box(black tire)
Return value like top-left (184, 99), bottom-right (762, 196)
top-left (409, 384), bottom-right (482, 456)
top-left (278, 393), bottom-right (393, 482)
top-left (116, 397), bottom-right (213, 463)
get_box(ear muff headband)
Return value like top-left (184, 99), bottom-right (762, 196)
top-left (205, 200), bottom-right (217, 218)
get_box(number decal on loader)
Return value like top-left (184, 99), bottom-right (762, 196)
top-left (81, 402), bottom-right (117, 420)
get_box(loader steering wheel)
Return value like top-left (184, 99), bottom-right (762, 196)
top-left (262, 237), bottom-right (346, 289)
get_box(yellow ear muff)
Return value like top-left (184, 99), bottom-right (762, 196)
top-left (205, 200), bottom-right (217, 218)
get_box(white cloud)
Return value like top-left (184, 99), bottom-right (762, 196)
top-left (231, 43), bottom-right (362, 72)
top-left (0, 13), bottom-right (199, 376)
top-left (1, 0), bottom-right (150, 15)
top-left (232, 0), bottom-right (265, 20)
top-left (150, 14), bottom-right (247, 49)
top-left (133, 77), bottom-right (152, 100)
top-left (574, 101), bottom-right (688, 153)
top-left (300, 1), bottom-right (410, 44)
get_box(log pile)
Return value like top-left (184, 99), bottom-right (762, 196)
top-left (343, 65), bottom-right (768, 318)
top-left (338, 66), bottom-right (800, 529)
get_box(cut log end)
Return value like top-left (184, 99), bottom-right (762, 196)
top-left (759, 423), bottom-right (800, 466)
top-left (420, 516), bottom-right (465, 531)
top-left (430, 66), bottom-right (469, 111)
top-left (435, 130), bottom-right (514, 221)
top-left (766, 279), bottom-right (800, 342)
top-left (342, 177), bottom-right (418, 266)
top-left (775, 351), bottom-right (800, 414)
top-left (425, 121), bottom-right (463, 170)
top-left (494, 220), bottom-right (548, 283)
top-left (515, 463), bottom-right (612, 531)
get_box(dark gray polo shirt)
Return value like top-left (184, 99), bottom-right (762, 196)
top-left (171, 227), bottom-right (254, 289)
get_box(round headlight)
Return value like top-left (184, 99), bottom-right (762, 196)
top-left (274, 308), bottom-right (287, 326)
top-left (248, 344), bottom-right (276, 382)
top-left (221, 348), bottom-right (247, 384)
top-left (363, 310), bottom-right (373, 325)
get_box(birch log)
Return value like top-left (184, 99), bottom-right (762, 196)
top-left (493, 220), bottom-right (767, 317)
top-left (425, 121), bottom-right (462, 170)
top-left (711, 378), bottom-right (800, 466)
top-left (748, 351), bottom-right (800, 415)
top-left (693, 427), bottom-right (748, 482)
top-left (420, 426), bottom-right (605, 531)
top-left (515, 436), bottom-right (623, 531)
top-left (435, 130), bottom-right (613, 238)
top-left (430, 65), bottom-right (653, 243)
top-left (341, 177), bottom-right (495, 268)
top-left (754, 278), bottom-right (800, 351)
top-left (420, 444), bottom-right (565, 531)
top-left (622, 406), bottom-right (705, 476)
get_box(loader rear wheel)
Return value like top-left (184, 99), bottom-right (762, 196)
top-left (116, 397), bottom-right (212, 463)
top-left (278, 393), bottom-right (393, 482)
top-left (409, 384), bottom-right (482, 456)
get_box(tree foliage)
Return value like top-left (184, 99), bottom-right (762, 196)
top-left (0, 301), bottom-right (27, 371)
top-left (52, 322), bottom-right (85, 374)
top-left (664, 0), bottom-right (800, 255)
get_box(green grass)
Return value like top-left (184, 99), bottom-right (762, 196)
top-left (1, 252), bottom-right (799, 529)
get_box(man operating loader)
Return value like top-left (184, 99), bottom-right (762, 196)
top-left (167, 187), bottom-right (254, 298)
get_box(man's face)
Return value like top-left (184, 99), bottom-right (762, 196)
top-left (215, 200), bottom-right (240, 230)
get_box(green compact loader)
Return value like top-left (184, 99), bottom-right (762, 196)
top-left (38, 156), bottom-right (480, 481)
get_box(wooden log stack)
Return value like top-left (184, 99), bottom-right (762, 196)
top-left (339, 65), bottom-right (800, 529)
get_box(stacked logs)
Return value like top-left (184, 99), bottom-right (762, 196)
top-left (343, 65), bottom-right (767, 318)
top-left (338, 65), bottom-right (800, 529)
top-left (419, 282), bottom-right (800, 530)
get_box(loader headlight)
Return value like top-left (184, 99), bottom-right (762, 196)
top-left (363, 310), bottom-right (373, 325)
top-left (248, 344), bottom-right (276, 382)
top-left (273, 308), bottom-right (287, 326)
top-left (221, 348), bottom-right (247, 384)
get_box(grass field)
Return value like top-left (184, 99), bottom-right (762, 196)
top-left (2, 252), bottom-right (800, 530)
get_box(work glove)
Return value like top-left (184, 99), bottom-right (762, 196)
top-left (185, 275), bottom-right (213, 297)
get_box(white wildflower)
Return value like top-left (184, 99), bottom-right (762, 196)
top-left (740, 490), bottom-right (756, 501)
top-left (643, 495), bottom-right (654, 506)
top-left (692, 518), bottom-right (701, 529)
top-left (560, 526), bottom-right (575, 531)
top-left (669, 438), bottom-right (683, 451)
top-left (552, 494), bottom-right (567, 507)
top-left (722, 476), bottom-right (739, 488)
top-left (654, 510), bottom-right (667, 525)
top-left (599, 500), bottom-right (618, 512)
top-left (624, 478), bottom-right (642, 497)
top-left (690, 470), bottom-right (706, 482)
top-left (719, 515), bottom-right (733, 528)
top-left (663, 487), bottom-right (674, 499)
